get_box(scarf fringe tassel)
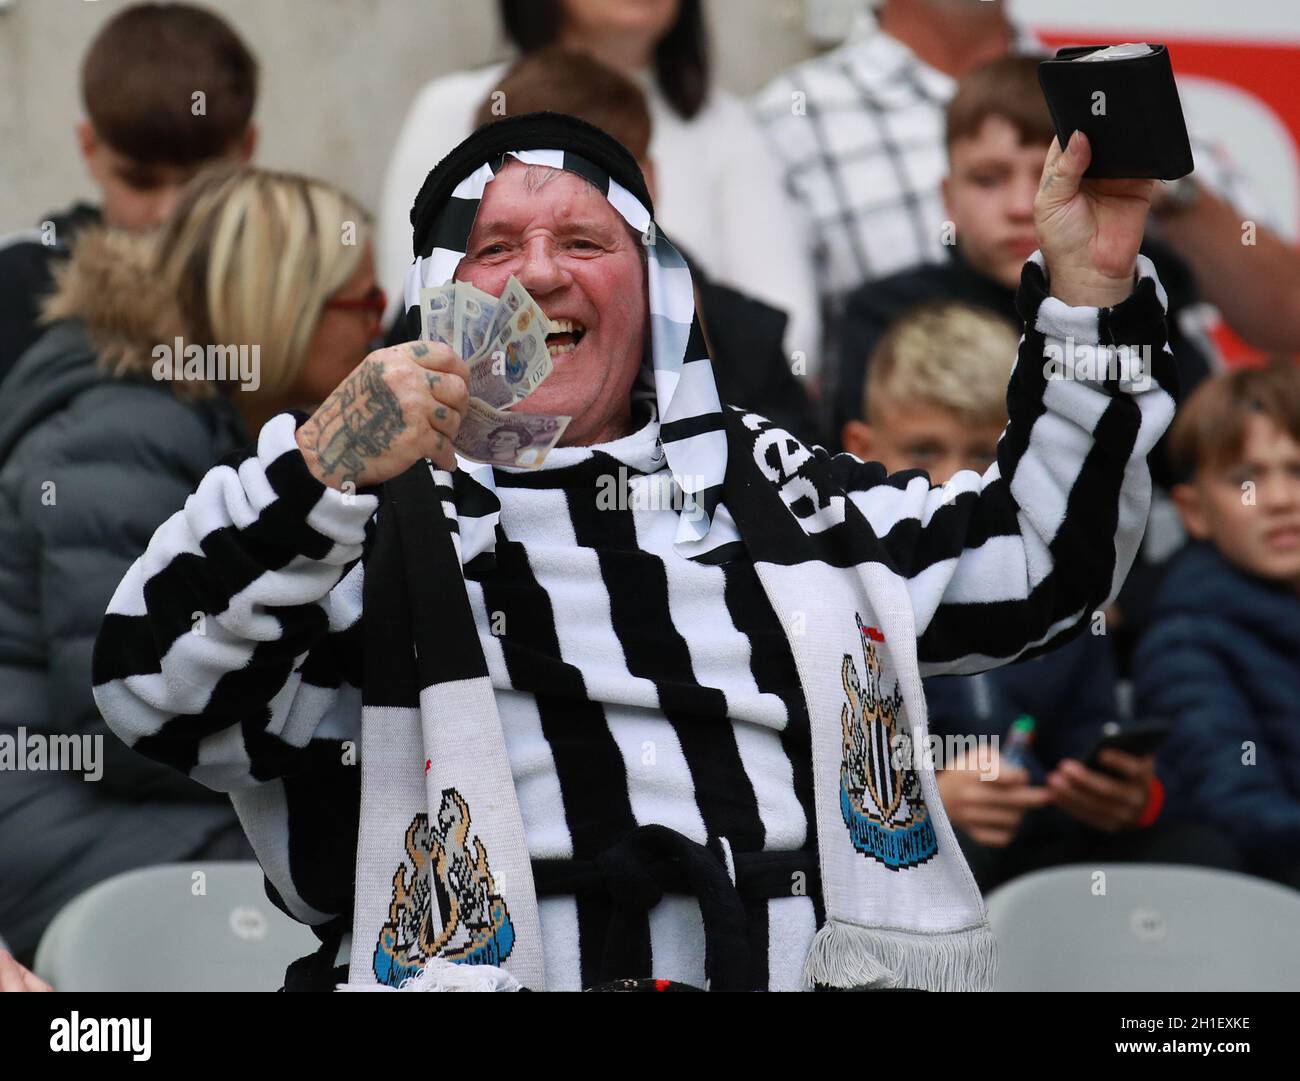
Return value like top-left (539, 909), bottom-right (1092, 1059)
top-left (802, 919), bottom-right (997, 992)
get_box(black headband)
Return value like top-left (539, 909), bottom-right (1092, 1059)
top-left (408, 111), bottom-right (656, 261)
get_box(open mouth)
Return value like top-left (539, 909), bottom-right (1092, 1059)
top-left (546, 318), bottom-right (587, 357)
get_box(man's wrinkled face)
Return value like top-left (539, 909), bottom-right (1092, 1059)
top-left (455, 160), bottom-right (648, 446)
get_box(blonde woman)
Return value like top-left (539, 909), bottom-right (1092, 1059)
top-left (0, 166), bottom-right (375, 971)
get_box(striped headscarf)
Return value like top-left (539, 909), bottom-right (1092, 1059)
top-left (398, 112), bottom-right (727, 550)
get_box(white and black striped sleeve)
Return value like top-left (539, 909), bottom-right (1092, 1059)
top-left (92, 412), bottom-right (378, 792)
top-left (829, 254), bottom-right (1177, 677)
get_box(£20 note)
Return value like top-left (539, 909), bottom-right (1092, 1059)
top-left (454, 398), bottom-right (570, 469)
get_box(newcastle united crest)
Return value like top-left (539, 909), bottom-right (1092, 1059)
top-left (839, 614), bottom-right (938, 869)
top-left (373, 788), bottom-right (516, 986)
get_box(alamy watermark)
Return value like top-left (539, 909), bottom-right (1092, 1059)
top-left (50, 1013), bottom-right (151, 1062)
top-left (891, 732), bottom-right (1010, 779)
top-left (152, 336), bottom-right (261, 392)
top-left (0, 727), bottom-right (103, 781)
top-left (595, 465), bottom-right (707, 522)
top-left (1042, 338), bottom-right (1153, 391)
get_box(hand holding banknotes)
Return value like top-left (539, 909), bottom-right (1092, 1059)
top-left (296, 339), bottom-right (471, 489)
top-left (296, 272), bottom-right (570, 490)
top-left (420, 275), bottom-right (571, 468)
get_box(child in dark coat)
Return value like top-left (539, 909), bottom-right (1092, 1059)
top-left (1136, 364), bottom-right (1300, 887)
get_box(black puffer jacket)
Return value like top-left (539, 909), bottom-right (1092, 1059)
top-left (0, 230), bottom-right (251, 960)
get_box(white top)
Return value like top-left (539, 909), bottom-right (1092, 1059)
top-left (377, 60), bottom-right (823, 377)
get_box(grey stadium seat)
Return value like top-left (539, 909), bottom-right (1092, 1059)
top-left (34, 862), bottom-right (322, 991)
top-left (987, 863), bottom-right (1300, 991)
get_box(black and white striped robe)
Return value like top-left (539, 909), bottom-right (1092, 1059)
top-left (92, 253), bottom-right (1177, 990)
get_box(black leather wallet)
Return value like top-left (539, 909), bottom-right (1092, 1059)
top-left (1037, 44), bottom-right (1194, 180)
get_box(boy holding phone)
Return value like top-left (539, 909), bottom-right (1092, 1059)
top-left (1136, 365), bottom-right (1300, 887)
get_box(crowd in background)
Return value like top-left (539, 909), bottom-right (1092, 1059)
top-left (2, 0), bottom-right (1299, 971)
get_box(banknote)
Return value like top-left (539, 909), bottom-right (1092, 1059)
top-left (455, 397), bottom-right (570, 469)
top-left (480, 277), bottom-right (525, 350)
top-left (419, 285), bottom-right (456, 348)
top-left (455, 282), bottom-right (499, 362)
top-left (468, 277), bottom-right (554, 407)
top-left (419, 279), bottom-right (568, 468)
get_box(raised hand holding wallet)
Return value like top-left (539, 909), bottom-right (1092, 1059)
top-left (1038, 44), bottom-right (1195, 180)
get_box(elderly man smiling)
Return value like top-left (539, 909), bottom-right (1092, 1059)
top-left (92, 113), bottom-right (1174, 993)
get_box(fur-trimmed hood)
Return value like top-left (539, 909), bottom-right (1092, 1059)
top-left (41, 226), bottom-right (183, 383)
top-left (0, 228), bottom-right (235, 464)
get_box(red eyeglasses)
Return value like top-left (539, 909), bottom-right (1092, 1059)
top-left (325, 286), bottom-right (388, 322)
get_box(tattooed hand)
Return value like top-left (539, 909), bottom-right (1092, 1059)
top-left (1034, 130), bottom-right (1155, 308)
top-left (296, 341), bottom-right (470, 490)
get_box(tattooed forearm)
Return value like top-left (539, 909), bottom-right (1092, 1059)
top-left (301, 358), bottom-right (406, 485)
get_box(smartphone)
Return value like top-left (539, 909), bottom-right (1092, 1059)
top-left (1083, 720), bottom-right (1173, 774)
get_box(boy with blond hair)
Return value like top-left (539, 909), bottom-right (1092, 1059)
top-left (1136, 364), bottom-right (1300, 886)
top-left (841, 300), bottom-right (1018, 480)
top-left (848, 301), bottom-right (1238, 891)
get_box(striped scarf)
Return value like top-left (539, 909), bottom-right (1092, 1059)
top-left (343, 114), bottom-right (995, 990)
